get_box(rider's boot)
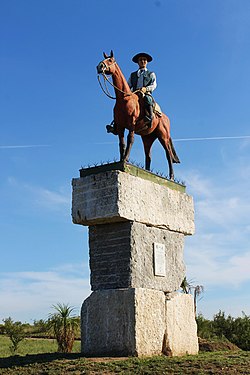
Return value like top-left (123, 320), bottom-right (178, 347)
top-left (106, 120), bottom-right (118, 135)
top-left (145, 105), bottom-right (154, 128)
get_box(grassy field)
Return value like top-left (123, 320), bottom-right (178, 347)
top-left (0, 335), bottom-right (81, 357)
top-left (0, 336), bottom-right (250, 374)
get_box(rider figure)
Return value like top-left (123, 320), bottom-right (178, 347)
top-left (106, 52), bottom-right (157, 134)
top-left (128, 52), bottom-right (156, 128)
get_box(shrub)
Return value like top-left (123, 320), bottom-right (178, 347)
top-left (228, 312), bottom-right (250, 351)
top-left (196, 313), bottom-right (215, 339)
top-left (3, 317), bottom-right (25, 354)
top-left (33, 319), bottom-right (50, 335)
top-left (199, 310), bottom-right (250, 351)
top-left (48, 303), bottom-right (79, 353)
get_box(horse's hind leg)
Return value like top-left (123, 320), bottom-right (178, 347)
top-left (118, 130), bottom-right (126, 161)
top-left (158, 137), bottom-right (174, 180)
top-left (166, 150), bottom-right (174, 180)
top-left (124, 130), bottom-right (135, 162)
top-left (142, 133), bottom-right (157, 171)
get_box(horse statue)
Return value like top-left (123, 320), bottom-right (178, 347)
top-left (96, 51), bottom-right (180, 180)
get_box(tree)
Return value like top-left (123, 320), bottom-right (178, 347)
top-left (3, 317), bottom-right (25, 354)
top-left (48, 303), bottom-right (79, 353)
top-left (193, 284), bottom-right (204, 316)
top-left (180, 277), bottom-right (204, 316)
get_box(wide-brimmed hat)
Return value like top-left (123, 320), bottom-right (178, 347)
top-left (132, 52), bottom-right (153, 63)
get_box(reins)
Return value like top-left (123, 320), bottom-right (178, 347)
top-left (97, 59), bottom-right (138, 99)
top-left (98, 73), bottom-right (142, 99)
top-left (97, 74), bottom-right (117, 99)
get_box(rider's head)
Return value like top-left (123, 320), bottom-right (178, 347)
top-left (132, 53), bottom-right (153, 69)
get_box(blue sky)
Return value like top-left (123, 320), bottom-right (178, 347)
top-left (1, 0), bottom-right (250, 322)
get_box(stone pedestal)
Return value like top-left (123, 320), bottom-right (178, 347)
top-left (72, 162), bottom-right (198, 357)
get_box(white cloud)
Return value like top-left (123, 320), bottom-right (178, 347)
top-left (186, 245), bottom-right (250, 287)
top-left (29, 185), bottom-right (69, 209)
top-left (183, 161), bottom-right (250, 293)
top-left (0, 263), bottom-right (91, 323)
top-left (6, 177), bottom-right (70, 213)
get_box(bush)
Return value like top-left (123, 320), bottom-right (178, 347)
top-left (198, 311), bottom-right (250, 351)
top-left (3, 317), bottom-right (25, 354)
top-left (196, 313), bottom-right (215, 339)
top-left (33, 319), bottom-right (50, 335)
top-left (229, 313), bottom-right (250, 351)
top-left (48, 303), bottom-right (79, 353)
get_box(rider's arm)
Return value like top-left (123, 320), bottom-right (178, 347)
top-left (145, 72), bottom-right (157, 93)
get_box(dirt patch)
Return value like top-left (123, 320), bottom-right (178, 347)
top-left (199, 337), bottom-right (240, 352)
top-left (86, 356), bottom-right (128, 363)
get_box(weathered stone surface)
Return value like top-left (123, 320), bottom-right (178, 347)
top-left (81, 289), bottom-right (198, 357)
top-left (72, 164), bottom-right (198, 358)
top-left (89, 221), bottom-right (185, 293)
top-left (72, 170), bottom-right (195, 235)
top-left (81, 289), bottom-right (135, 356)
top-left (81, 288), bottom-right (165, 356)
top-left (164, 293), bottom-right (199, 356)
top-left (134, 288), bottom-right (166, 356)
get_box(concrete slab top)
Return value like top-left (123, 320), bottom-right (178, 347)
top-left (72, 164), bottom-right (195, 235)
top-left (79, 162), bottom-right (186, 193)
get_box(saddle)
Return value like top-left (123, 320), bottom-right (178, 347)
top-left (136, 91), bottom-right (162, 118)
top-left (153, 102), bottom-right (162, 117)
top-left (106, 100), bottom-right (162, 135)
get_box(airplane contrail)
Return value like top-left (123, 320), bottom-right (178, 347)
top-left (173, 135), bottom-right (250, 142)
top-left (2, 136), bottom-right (249, 148)
top-left (92, 135), bottom-right (250, 145)
top-left (0, 144), bottom-right (51, 149)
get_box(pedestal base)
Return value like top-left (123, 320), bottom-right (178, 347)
top-left (81, 288), bottom-right (198, 357)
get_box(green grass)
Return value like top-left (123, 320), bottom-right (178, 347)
top-left (0, 352), bottom-right (250, 374)
top-left (0, 335), bottom-right (80, 357)
top-left (0, 335), bottom-right (250, 374)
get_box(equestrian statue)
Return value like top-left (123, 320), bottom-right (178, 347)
top-left (96, 51), bottom-right (180, 180)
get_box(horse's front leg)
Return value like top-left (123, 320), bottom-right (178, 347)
top-left (124, 130), bottom-right (135, 162)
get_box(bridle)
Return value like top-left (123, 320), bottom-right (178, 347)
top-left (97, 58), bottom-right (134, 99)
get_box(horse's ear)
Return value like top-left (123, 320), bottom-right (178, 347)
top-left (103, 52), bottom-right (109, 59)
top-left (110, 50), bottom-right (114, 57)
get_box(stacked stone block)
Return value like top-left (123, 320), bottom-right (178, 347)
top-left (72, 163), bottom-right (199, 357)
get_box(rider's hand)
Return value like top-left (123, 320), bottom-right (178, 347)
top-left (141, 87), bottom-right (147, 93)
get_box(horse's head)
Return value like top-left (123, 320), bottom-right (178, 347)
top-left (97, 50), bottom-right (116, 75)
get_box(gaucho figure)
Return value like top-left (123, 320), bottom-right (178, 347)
top-left (107, 52), bottom-right (157, 134)
top-left (127, 52), bottom-right (156, 128)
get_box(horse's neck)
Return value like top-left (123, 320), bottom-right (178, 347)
top-left (112, 65), bottom-right (131, 97)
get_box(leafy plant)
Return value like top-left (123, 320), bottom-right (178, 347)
top-left (3, 317), bottom-right (25, 354)
top-left (48, 303), bottom-right (79, 353)
top-left (180, 277), bottom-right (204, 316)
top-left (196, 313), bottom-right (217, 339)
top-left (212, 310), bottom-right (250, 350)
top-left (32, 319), bottom-right (50, 335)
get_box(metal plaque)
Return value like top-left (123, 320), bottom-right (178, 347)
top-left (153, 243), bottom-right (166, 277)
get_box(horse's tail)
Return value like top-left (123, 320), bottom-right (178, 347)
top-left (169, 137), bottom-right (180, 164)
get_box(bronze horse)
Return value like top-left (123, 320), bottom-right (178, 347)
top-left (97, 51), bottom-right (180, 180)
